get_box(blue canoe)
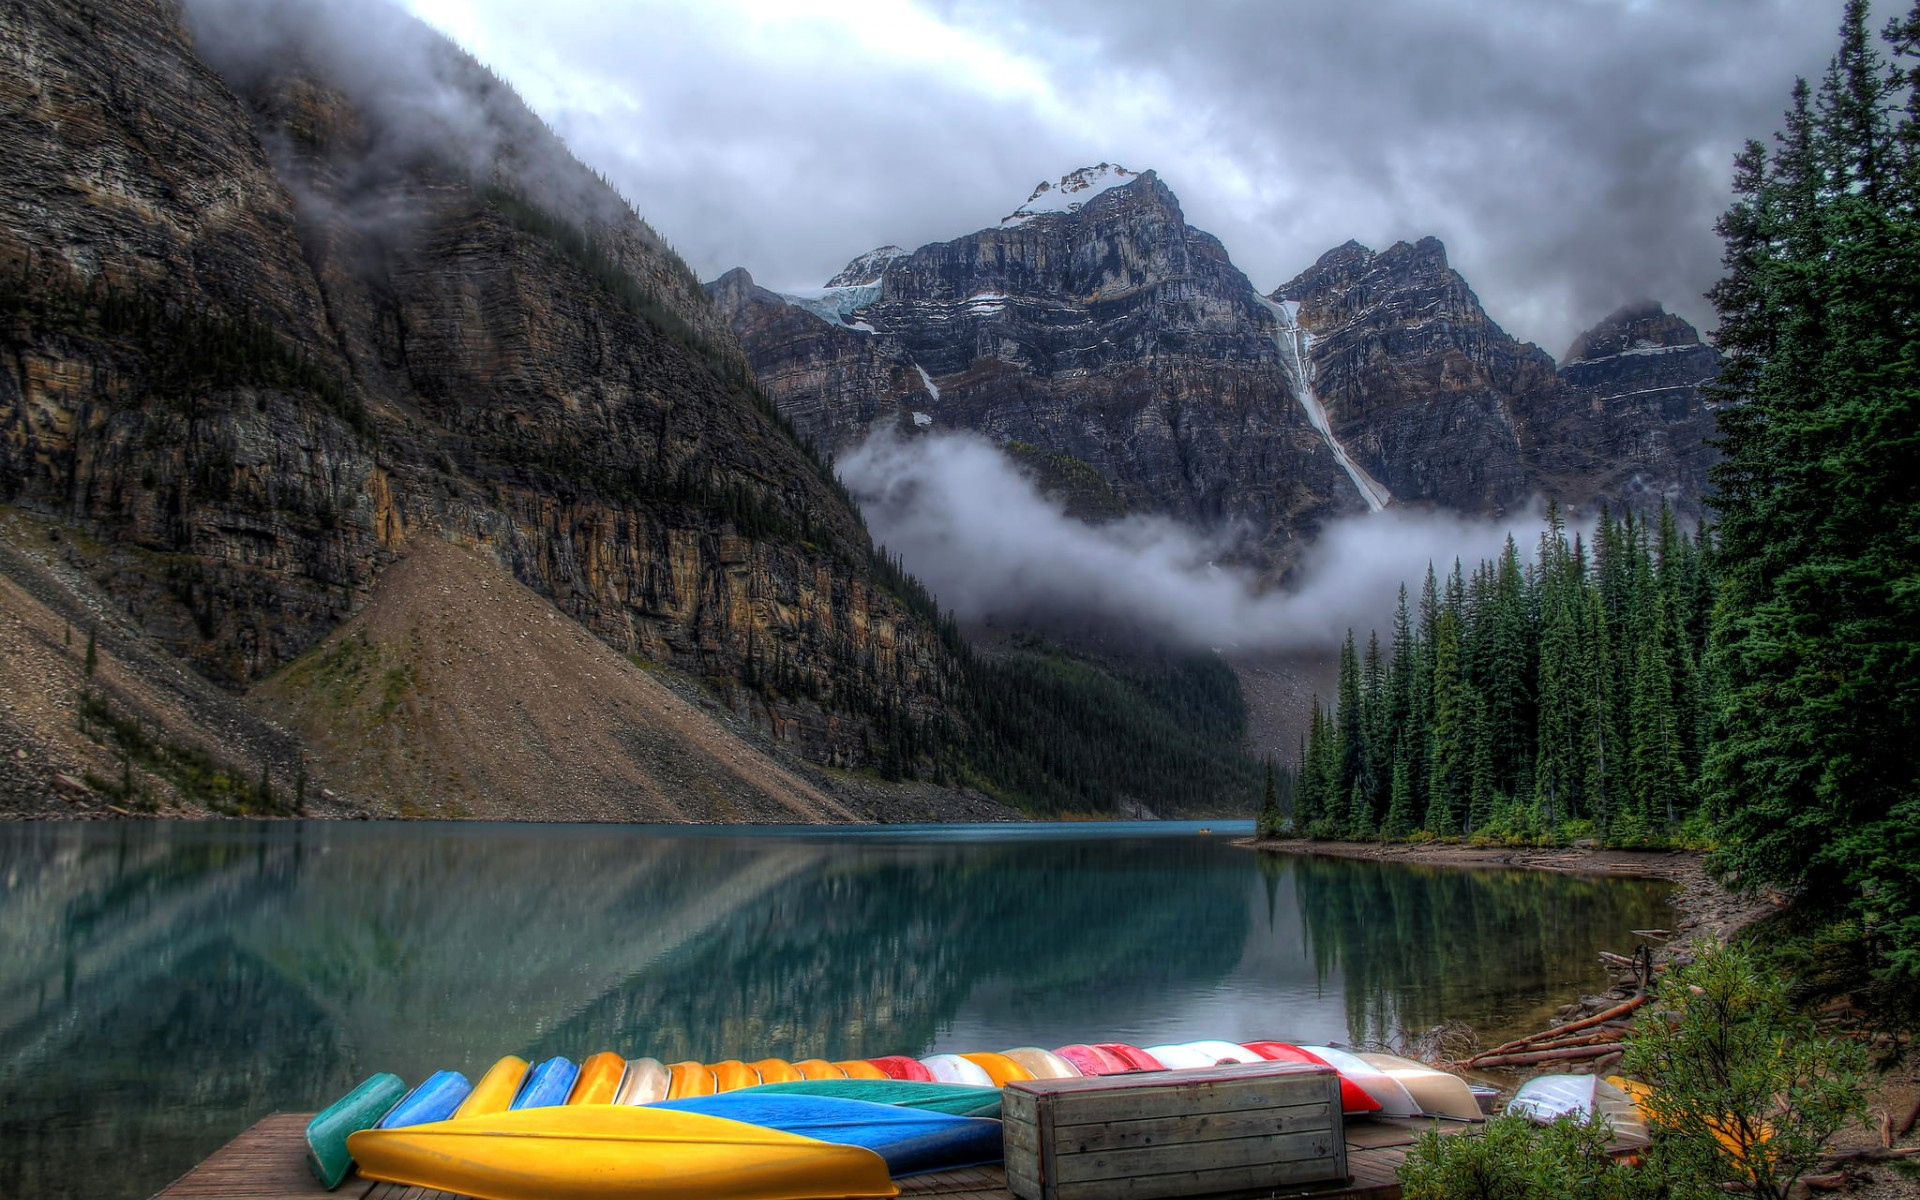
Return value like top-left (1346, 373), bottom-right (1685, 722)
top-left (511, 1057), bottom-right (578, 1109)
top-left (649, 1092), bottom-right (1003, 1176)
top-left (376, 1070), bottom-right (472, 1129)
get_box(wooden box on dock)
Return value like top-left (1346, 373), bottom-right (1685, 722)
top-left (1000, 1061), bottom-right (1348, 1200)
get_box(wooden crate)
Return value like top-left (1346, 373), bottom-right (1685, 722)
top-left (1001, 1061), bottom-right (1348, 1200)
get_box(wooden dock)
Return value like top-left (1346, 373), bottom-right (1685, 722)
top-left (151, 1112), bottom-right (1474, 1200)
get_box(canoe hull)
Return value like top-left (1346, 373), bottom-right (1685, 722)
top-left (709, 1060), bottom-right (763, 1093)
top-left (918, 1054), bottom-right (996, 1087)
top-left (306, 1073), bottom-right (407, 1190)
top-left (958, 1052), bottom-right (1035, 1087)
top-left (378, 1071), bottom-right (473, 1129)
top-left (512, 1058), bottom-right (579, 1110)
top-left (735, 1080), bottom-right (1003, 1119)
top-left (651, 1093), bottom-right (1004, 1176)
top-left (614, 1059), bottom-right (669, 1106)
top-left (568, 1053), bottom-right (627, 1106)
top-left (1353, 1052), bottom-right (1483, 1121)
top-left (998, 1048), bottom-right (1080, 1079)
top-left (1240, 1043), bottom-right (1384, 1116)
top-left (347, 1105), bottom-right (900, 1200)
top-left (866, 1056), bottom-right (935, 1082)
top-left (458, 1058), bottom-right (530, 1120)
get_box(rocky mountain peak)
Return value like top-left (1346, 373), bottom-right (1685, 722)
top-left (825, 246), bottom-right (908, 288)
top-left (1562, 300), bottom-right (1703, 365)
top-left (1002, 162), bottom-right (1143, 224)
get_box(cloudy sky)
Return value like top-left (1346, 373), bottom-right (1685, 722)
top-left (401, 0), bottom-right (1859, 357)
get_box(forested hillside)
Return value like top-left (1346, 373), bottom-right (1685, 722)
top-left (1273, 0), bottom-right (1920, 980)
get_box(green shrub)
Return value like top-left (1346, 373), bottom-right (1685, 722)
top-left (1400, 1114), bottom-right (1655, 1200)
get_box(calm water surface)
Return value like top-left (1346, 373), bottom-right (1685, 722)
top-left (0, 820), bottom-right (1671, 1200)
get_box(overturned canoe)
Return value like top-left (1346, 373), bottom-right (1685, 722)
top-left (918, 1054), bottom-right (996, 1087)
top-left (379, 1071), bottom-right (472, 1129)
top-left (1297, 1046), bottom-right (1421, 1117)
top-left (511, 1058), bottom-right (578, 1110)
top-left (792, 1059), bottom-right (848, 1081)
top-left (750, 1059), bottom-right (804, 1084)
top-left (665, 1061), bottom-right (718, 1099)
top-left (456, 1057), bottom-right (529, 1119)
top-left (998, 1047), bottom-right (1080, 1079)
top-left (958, 1052), bottom-right (1035, 1087)
top-left (1179, 1040), bottom-right (1263, 1065)
top-left (1093, 1043), bottom-right (1164, 1072)
top-left (866, 1056), bottom-right (935, 1082)
top-left (568, 1053), bottom-right (627, 1105)
top-left (347, 1104), bottom-right (899, 1200)
top-left (834, 1060), bottom-right (890, 1081)
top-left (1510, 1074), bottom-right (1648, 1144)
top-left (1240, 1042), bottom-right (1384, 1116)
top-left (1353, 1052), bottom-right (1483, 1122)
top-left (1142, 1044), bottom-right (1217, 1070)
top-left (735, 1080), bottom-right (1003, 1119)
top-left (651, 1093), bottom-right (1004, 1176)
top-left (306, 1072), bottom-right (407, 1190)
top-left (709, 1060), bottom-right (763, 1092)
top-left (613, 1058), bottom-right (670, 1106)
top-left (1053, 1044), bottom-right (1131, 1076)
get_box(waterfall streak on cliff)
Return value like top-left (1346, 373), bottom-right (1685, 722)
top-left (1258, 297), bottom-right (1392, 512)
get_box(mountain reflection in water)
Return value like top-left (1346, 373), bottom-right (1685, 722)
top-left (0, 821), bottom-right (1671, 1200)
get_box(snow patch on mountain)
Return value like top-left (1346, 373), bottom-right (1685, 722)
top-left (1003, 163), bottom-right (1139, 225)
top-left (914, 364), bottom-right (941, 401)
top-left (826, 246), bottom-right (909, 288)
top-left (778, 282), bottom-right (882, 329)
top-left (1257, 295), bottom-right (1393, 513)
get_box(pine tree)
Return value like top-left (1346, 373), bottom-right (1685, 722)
top-left (1425, 605), bottom-right (1467, 837)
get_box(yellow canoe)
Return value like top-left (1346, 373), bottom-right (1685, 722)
top-left (709, 1060), bottom-right (763, 1092)
top-left (833, 1060), bottom-right (890, 1081)
top-left (960, 1052), bottom-right (1036, 1086)
top-left (613, 1058), bottom-right (669, 1105)
top-left (666, 1061), bottom-right (718, 1098)
top-left (454, 1056), bottom-right (528, 1119)
top-left (999, 1047), bottom-right (1080, 1079)
top-left (793, 1059), bottom-right (847, 1080)
top-left (568, 1053), bottom-right (626, 1105)
top-left (347, 1104), bottom-right (899, 1200)
top-left (751, 1058), bottom-right (804, 1084)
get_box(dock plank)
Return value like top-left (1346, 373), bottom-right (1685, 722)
top-left (152, 1111), bottom-right (1473, 1200)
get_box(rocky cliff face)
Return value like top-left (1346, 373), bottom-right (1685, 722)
top-left (0, 0), bottom-right (959, 783)
top-left (711, 166), bottom-right (1369, 571)
top-left (717, 170), bottom-right (1719, 558)
top-left (1274, 240), bottom-right (1718, 520)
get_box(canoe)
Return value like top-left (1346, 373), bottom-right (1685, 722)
top-left (346, 1104), bottom-right (899, 1200)
top-left (866, 1056), bottom-right (936, 1082)
top-left (665, 1061), bottom-right (718, 1098)
top-left (998, 1047), bottom-right (1080, 1079)
top-left (918, 1054), bottom-right (996, 1087)
top-left (1179, 1040), bottom-right (1263, 1065)
top-left (751, 1059), bottom-right (804, 1084)
top-left (1607, 1075), bottom-right (1753, 1152)
top-left (1354, 1052), bottom-right (1483, 1121)
top-left (1142, 1044), bottom-right (1217, 1070)
top-left (958, 1052), bottom-right (1035, 1086)
top-left (568, 1053), bottom-right (627, 1105)
top-left (1296, 1046), bottom-right (1421, 1117)
top-left (378, 1071), bottom-right (473, 1128)
top-left (733, 1080), bottom-right (1003, 1119)
top-left (1094, 1043), bottom-right (1165, 1072)
top-left (709, 1060), bottom-right (763, 1092)
top-left (613, 1058), bottom-right (670, 1106)
top-left (306, 1072), bottom-right (407, 1190)
top-left (1240, 1042), bottom-right (1383, 1115)
top-left (1510, 1075), bottom-right (1648, 1144)
top-left (793, 1059), bottom-right (848, 1080)
top-left (511, 1058), bottom-right (578, 1110)
top-left (834, 1060), bottom-right (890, 1081)
top-left (651, 1093), bottom-right (1004, 1176)
top-left (1053, 1044), bottom-right (1131, 1076)
top-left (458, 1057), bottom-right (530, 1119)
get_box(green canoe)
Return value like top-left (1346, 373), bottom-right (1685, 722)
top-left (732, 1078), bottom-right (1002, 1118)
top-left (306, 1072), bottom-right (408, 1189)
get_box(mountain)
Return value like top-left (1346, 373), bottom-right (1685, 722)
top-left (713, 167), bottom-right (1719, 562)
top-left (0, 0), bottom-right (969, 813)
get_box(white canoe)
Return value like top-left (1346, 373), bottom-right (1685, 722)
top-left (1180, 1040), bottom-right (1263, 1065)
top-left (1143, 1044), bottom-right (1217, 1070)
top-left (999, 1047), bottom-right (1081, 1079)
top-left (1508, 1074), bottom-right (1647, 1143)
top-left (919, 1054), bottom-right (996, 1087)
top-left (1296, 1045), bottom-right (1422, 1117)
top-left (613, 1057), bottom-right (670, 1105)
top-left (1354, 1052), bottom-right (1483, 1121)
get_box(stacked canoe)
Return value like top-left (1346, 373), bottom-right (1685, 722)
top-left (311, 1038), bottom-right (1486, 1198)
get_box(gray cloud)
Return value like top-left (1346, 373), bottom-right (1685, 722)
top-left (399, 0), bottom-right (1863, 355)
top-left (840, 430), bottom-right (1539, 651)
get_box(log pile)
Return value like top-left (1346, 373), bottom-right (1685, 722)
top-left (1464, 992), bottom-right (1648, 1069)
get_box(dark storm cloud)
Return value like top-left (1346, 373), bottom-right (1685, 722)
top-left (403, 0), bottom-right (1859, 355)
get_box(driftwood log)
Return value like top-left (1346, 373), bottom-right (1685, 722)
top-left (1466, 992), bottom-right (1648, 1066)
top-left (1468, 1042), bottom-right (1628, 1069)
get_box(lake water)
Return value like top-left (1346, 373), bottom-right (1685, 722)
top-left (0, 820), bottom-right (1671, 1200)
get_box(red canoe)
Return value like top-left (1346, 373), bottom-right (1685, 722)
top-left (1094, 1044), bottom-right (1166, 1072)
top-left (865, 1056), bottom-right (935, 1082)
top-left (1053, 1044), bottom-right (1132, 1075)
top-left (1240, 1041), bottom-right (1383, 1115)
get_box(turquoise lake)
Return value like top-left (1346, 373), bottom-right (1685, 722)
top-left (0, 820), bottom-right (1672, 1199)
